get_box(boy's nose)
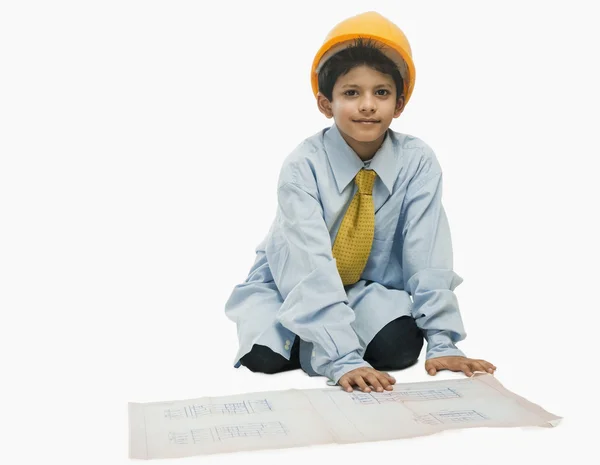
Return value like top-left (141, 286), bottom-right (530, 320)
top-left (359, 97), bottom-right (376, 112)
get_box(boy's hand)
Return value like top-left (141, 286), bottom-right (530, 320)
top-left (425, 356), bottom-right (496, 377)
top-left (338, 367), bottom-right (396, 393)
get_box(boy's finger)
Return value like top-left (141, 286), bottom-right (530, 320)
top-left (472, 361), bottom-right (489, 374)
top-left (425, 361), bottom-right (439, 375)
top-left (478, 359), bottom-right (496, 371)
top-left (484, 361), bottom-right (497, 371)
top-left (339, 378), bottom-right (353, 393)
top-left (381, 372), bottom-right (396, 384)
top-left (461, 363), bottom-right (473, 377)
top-left (470, 360), bottom-right (495, 373)
top-left (354, 376), bottom-right (370, 393)
top-left (366, 374), bottom-right (384, 392)
top-left (378, 374), bottom-right (393, 391)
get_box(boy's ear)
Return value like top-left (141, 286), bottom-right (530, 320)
top-left (316, 92), bottom-right (334, 119)
top-left (393, 95), bottom-right (406, 118)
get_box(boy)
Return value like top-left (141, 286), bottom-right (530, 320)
top-left (225, 11), bottom-right (495, 393)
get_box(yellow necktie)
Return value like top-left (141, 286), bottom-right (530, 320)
top-left (332, 168), bottom-right (377, 285)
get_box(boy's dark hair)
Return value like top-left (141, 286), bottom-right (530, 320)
top-left (317, 37), bottom-right (405, 103)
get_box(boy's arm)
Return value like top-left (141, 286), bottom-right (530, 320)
top-left (265, 181), bottom-right (372, 384)
top-left (401, 156), bottom-right (467, 360)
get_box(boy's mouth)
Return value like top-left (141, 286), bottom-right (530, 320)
top-left (354, 120), bottom-right (380, 124)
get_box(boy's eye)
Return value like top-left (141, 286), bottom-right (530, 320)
top-left (344, 89), bottom-right (390, 96)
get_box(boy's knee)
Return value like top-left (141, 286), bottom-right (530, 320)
top-left (364, 316), bottom-right (424, 370)
top-left (239, 344), bottom-right (292, 374)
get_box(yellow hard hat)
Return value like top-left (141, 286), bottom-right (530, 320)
top-left (311, 11), bottom-right (416, 106)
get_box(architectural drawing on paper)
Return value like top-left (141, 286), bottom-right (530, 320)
top-left (414, 409), bottom-right (489, 425)
top-left (164, 399), bottom-right (272, 419)
top-left (129, 374), bottom-right (563, 459)
top-left (168, 421), bottom-right (288, 444)
top-left (350, 387), bottom-right (462, 405)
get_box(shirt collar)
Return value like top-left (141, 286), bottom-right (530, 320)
top-left (323, 123), bottom-right (396, 195)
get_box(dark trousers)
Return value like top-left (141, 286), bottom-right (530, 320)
top-left (239, 316), bottom-right (424, 375)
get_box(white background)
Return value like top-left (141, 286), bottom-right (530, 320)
top-left (1, 1), bottom-right (598, 463)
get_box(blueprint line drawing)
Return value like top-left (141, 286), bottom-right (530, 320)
top-left (164, 399), bottom-right (272, 419)
top-left (414, 409), bottom-right (489, 425)
top-left (210, 421), bottom-right (288, 440)
top-left (167, 422), bottom-right (288, 444)
top-left (129, 373), bottom-right (562, 459)
top-left (351, 387), bottom-right (461, 404)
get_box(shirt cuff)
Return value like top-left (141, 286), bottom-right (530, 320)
top-left (426, 346), bottom-right (466, 359)
top-left (317, 350), bottom-right (372, 384)
top-left (424, 330), bottom-right (466, 359)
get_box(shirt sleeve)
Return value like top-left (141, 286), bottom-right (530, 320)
top-left (401, 163), bottom-right (467, 360)
top-left (265, 181), bottom-right (372, 383)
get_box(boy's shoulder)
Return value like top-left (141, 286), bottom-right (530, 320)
top-left (275, 128), bottom-right (328, 189)
top-left (387, 128), bottom-right (441, 169)
top-left (396, 130), bottom-right (443, 176)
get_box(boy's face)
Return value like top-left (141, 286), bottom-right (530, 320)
top-left (317, 65), bottom-right (404, 160)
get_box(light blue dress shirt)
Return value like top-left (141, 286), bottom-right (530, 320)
top-left (225, 123), bottom-right (466, 384)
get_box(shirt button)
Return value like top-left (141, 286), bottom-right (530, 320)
top-left (312, 350), bottom-right (316, 357)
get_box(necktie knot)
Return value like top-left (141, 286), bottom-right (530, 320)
top-left (355, 169), bottom-right (377, 195)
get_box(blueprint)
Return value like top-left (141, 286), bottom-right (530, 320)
top-left (129, 373), bottom-right (561, 459)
